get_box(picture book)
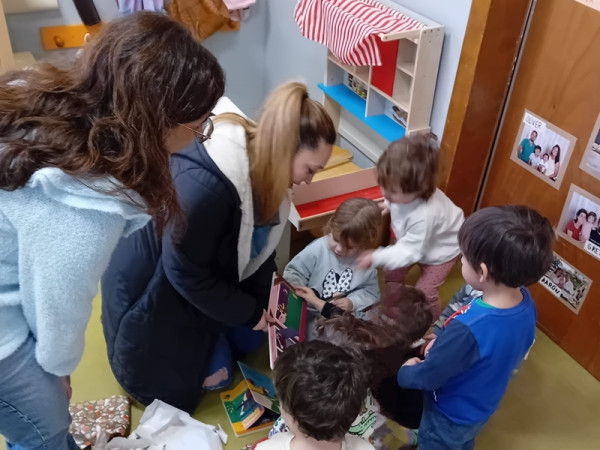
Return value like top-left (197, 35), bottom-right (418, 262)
top-left (220, 363), bottom-right (280, 437)
top-left (268, 273), bottom-right (307, 370)
top-left (238, 362), bottom-right (280, 415)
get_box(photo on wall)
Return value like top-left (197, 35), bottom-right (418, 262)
top-left (579, 112), bottom-right (600, 181)
top-left (510, 110), bottom-right (575, 189)
top-left (557, 184), bottom-right (600, 261)
top-left (539, 253), bottom-right (592, 314)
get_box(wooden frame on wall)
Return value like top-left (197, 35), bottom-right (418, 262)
top-left (0, 0), bottom-right (15, 73)
top-left (438, 0), bottom-right (533, 214)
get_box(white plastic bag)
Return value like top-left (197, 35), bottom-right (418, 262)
top-left (96, 400), bottom-right (227, 450)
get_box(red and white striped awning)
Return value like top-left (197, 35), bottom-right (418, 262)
top-left (294, 0), bottom-right (424, 66)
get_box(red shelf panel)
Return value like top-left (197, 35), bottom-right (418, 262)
top-left (296, 186), bottom-right (383, 219)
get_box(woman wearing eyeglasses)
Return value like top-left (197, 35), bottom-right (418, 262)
top-left (100, 82), bottom-right (336, 413)
top-left (0, 12), bottom-right (224, 450)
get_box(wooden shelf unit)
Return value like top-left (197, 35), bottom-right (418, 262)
top-left (320, 0), bottom-right (444, 160)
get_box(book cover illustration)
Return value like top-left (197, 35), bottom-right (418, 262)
top-left (238, 361), bottom-right (280, 415)
top-left (268, 273), bottom-right (307, 370)
top-left (220, 363), bottom-right (280, 436)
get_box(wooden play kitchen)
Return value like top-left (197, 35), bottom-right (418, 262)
top-left (296, 0), bottom-right (444, 161)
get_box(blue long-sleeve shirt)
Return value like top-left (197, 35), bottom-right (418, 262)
top-left (397, 288), bottom-right (536, 424)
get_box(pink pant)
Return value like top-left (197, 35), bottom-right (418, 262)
top-left (383, 258), bottom-right (458, 323)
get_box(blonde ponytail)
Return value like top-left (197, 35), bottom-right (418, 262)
top-left (217, 82), bottom-right (336, 222)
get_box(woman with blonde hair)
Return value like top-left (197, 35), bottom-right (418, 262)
top-left (0, 12), bottom-right (225, 449)
top-left (101, 81), bottom-right (336, 412)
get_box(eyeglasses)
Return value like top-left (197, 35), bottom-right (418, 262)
top-left (178, 117), bottom-right (214, 144)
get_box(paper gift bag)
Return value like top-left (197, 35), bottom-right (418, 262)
top-left (69, 395), bottom-right (131, 449)
top-left (102, 399), bottom-right (226, 450)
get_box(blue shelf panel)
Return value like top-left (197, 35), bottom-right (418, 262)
top-left (318, 83), bottom-right (405, 142)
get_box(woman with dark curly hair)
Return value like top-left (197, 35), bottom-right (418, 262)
top-left (0, 12), bottom-right (224, 449)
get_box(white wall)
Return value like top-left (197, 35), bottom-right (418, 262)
top-left (263, 0), bottom-right (327, 102)
top-left (6, 0), bottom-right (472, 135)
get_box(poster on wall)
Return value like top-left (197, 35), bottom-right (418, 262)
top-left (557, 184), bottom-right (600, 261)
top-left (574, 0), bottom-right (600, 14)
top-left (579, 112), bottom-right (600, 181)
top-left (510, 110), bottom-right (575, 189)
top-left (539, 253), bottom-right (592, 314)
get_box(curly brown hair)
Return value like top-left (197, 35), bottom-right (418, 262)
top-left (316, 286), bottom-right (432, 381)
top-left (0, 12), bottom-right (225, 232)
top-left (323, 197), bottom-right (383, 250)
top-left (377, 133), bottom-right (439, 200)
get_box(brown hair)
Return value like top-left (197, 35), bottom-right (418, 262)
top-left (215, 82), bottom-right (336, 222)
top-left (323, 197), bottom-right (383, 250)
top-left (316, 286), bottom-right (432, 381)
top-left (0, 12), bottom-right (225, 233)
top-left (459, 205), bottom-right (555, 287)
top-left (377, 133), bottom-right (439, 200)
top-left (274, 340), bottom-right (368, 442)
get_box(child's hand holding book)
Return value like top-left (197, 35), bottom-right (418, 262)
top-left (294, 286), bottom-right (326, 312)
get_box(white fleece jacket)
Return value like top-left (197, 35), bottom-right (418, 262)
top-left (204, 97), bottom-right (290, 281)
top-left (372, 188), bottom-right (464, 269)
top-left (0, 168), bottom-right (149, 375)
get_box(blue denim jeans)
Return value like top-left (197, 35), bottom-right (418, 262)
top-left (203, 326), bottom-right (265, 390)
top-left (0, 337), bottom-right (79, 450)
top-left (418, 396), bottom-right (487, 450)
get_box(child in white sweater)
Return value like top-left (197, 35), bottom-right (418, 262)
top-left (357, 135), bottom-right (464, 320)
top-left (284, 198), bottom-right (382, 338)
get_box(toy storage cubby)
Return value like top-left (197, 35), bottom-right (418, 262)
top-left (318, 0), bottom-right (444, 161)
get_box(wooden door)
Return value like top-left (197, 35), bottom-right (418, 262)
top-left (479, 0), bottom-right (600, 378)
top-left (0, 1), bottom-right (14, 73)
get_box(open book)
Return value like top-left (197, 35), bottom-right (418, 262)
top-left (220, 362), bottom-right (280, 437)
top-left (268, 273), bottom-right (307, 370)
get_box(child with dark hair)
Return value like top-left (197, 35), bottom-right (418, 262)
top-left (273, 286), bottom-right (433, 444)
top-left (564, 208), bottom-right (587, 241)
top-left (581, 211), bottom-right (597, 242)
top-left (528, 145), bottom-right (543, 167)
top-left (256, 340), bottom-right (374, 450)
top-left (396, 205), bottom-right (554, 449)
top-left (356, 135), bottom-right (464, 321)
top-left (285, 198), bottom-right (383, 338)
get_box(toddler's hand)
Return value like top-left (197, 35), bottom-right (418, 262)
top-left (423, 336), bottom-right (436, 356)
top-left (61, 375), bottom-right (72, 401)
top-left (378, 201), bottom-right (390, 215)
top-left (420, 333), bottom-right (437, 356)
top-left (252, 309), bottom-right (269, 332)
top-left (402, 357), bottom-right (423, 367)
top-left (295, 286), bottom-right (326, 311)
top-left (355, 250), bottom-right (374, 270)
top-left (331, 296), bottom-right (353, 312)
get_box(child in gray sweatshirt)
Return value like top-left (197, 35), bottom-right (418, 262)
top-left (285, 198), bottom-right (383, 339)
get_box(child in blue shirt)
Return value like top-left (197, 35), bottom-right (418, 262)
top-left (396, 205), bottom-right (554, 450)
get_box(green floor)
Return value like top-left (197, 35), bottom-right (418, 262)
top-left (3, 265), bottom-right (600, 449)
